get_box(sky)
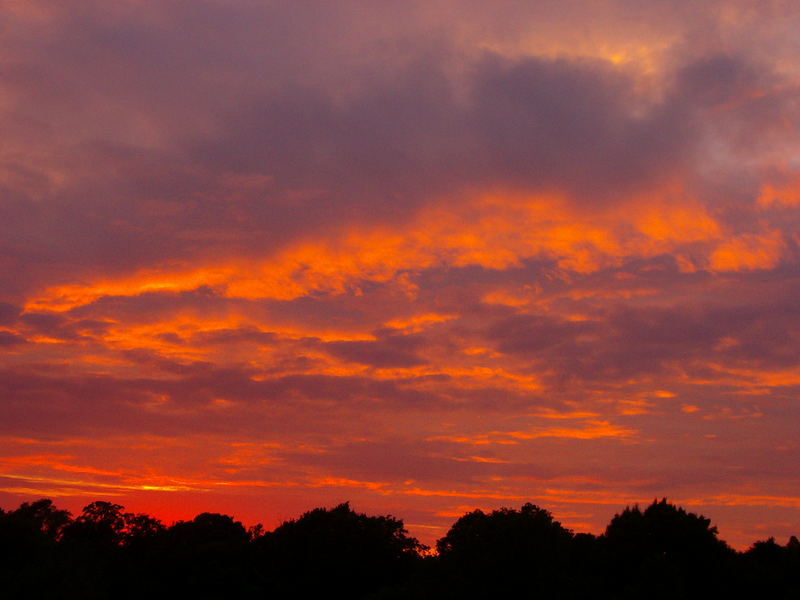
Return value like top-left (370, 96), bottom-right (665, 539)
top-left (2, 0), bottom-right (800, 549)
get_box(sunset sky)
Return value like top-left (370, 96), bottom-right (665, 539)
top-left (2, 0), bottom-right (800, 548)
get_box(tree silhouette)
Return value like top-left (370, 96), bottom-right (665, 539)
top-left (2, 496), bottom-right (799, 598)
top-left (253, 501), bottom-right (425, 598)
top-left (1, 498), bottom-right (71, 539)
top-left (61, 501), bottom-right (127, 547)
top-left (436, 503), bottom-right (575, 598)
top-left (602, 498), bottom-right (735, 598)
top-left (53, 501), bottom-right (167, 598)
top-left (121, 511), bottom-right (165, 545)
top-left (57, 501), bottom-right (131, 598)
top-left (153, 512), bottom-right (252, 598)
top-left (740, 535), bottom-right (800, 598)
top-left (0, 499), bottom-right (72, 596)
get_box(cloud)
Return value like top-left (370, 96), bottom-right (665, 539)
top-left (324, 330), bottom-right (428, 368)
top-left (0, 331), bottom-right (26, 347)
top-left (2, 0), bottom-right (800, 550)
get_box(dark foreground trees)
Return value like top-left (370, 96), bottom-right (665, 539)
top-left (435, 503), bottom-right (575, 598)
top-left (740, 535), bottom-right (800, 599)
top-left (0, 499), bottom-right (71, 597)
top-left (601, 498), bottom-right (737, 598)
top-left (253, 502), bottom-right (425, 598)
top-left (1, 497), bottom-right (798, 599)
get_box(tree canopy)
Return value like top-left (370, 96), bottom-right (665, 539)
top-left (0, 496), bottom-right (797, 599)
top-left (254, 502), bottom-right (425, 598)
top-left (436, 503), bottom-right (575, 597)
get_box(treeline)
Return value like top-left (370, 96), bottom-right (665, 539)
top-left (1, 498), bottom-right (798, 599)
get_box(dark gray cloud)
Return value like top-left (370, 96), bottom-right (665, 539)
top-left (0, 331), bottom-right (26, 347)
top-left (4, 2), bottom-right (787, 298)
top-left (0, 303), bottom-right (20, 325)
top-left (324, 330), bottom-right (427, 368)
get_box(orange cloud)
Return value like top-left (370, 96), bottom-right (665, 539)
top-left (309, 477), bottom-right (391, 493)
top-left (688, 494), bottom-right (800, 509)
top-left (384, 313), bottom-right (458, 331)
top-left (758, 177), bottom-right (800, 207)
top-left (0, 472), bottom-right (202, 494)
top-left (25, 184), bottom-right (731, 313)
top-left (399, 487), bottom-right (527, 500)
top-left (709, 230), bottom-right (785, 271)
top-left (429, 420), bottom-right (636, 445)
top-left (502, 420), bottom-right (637, 441)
